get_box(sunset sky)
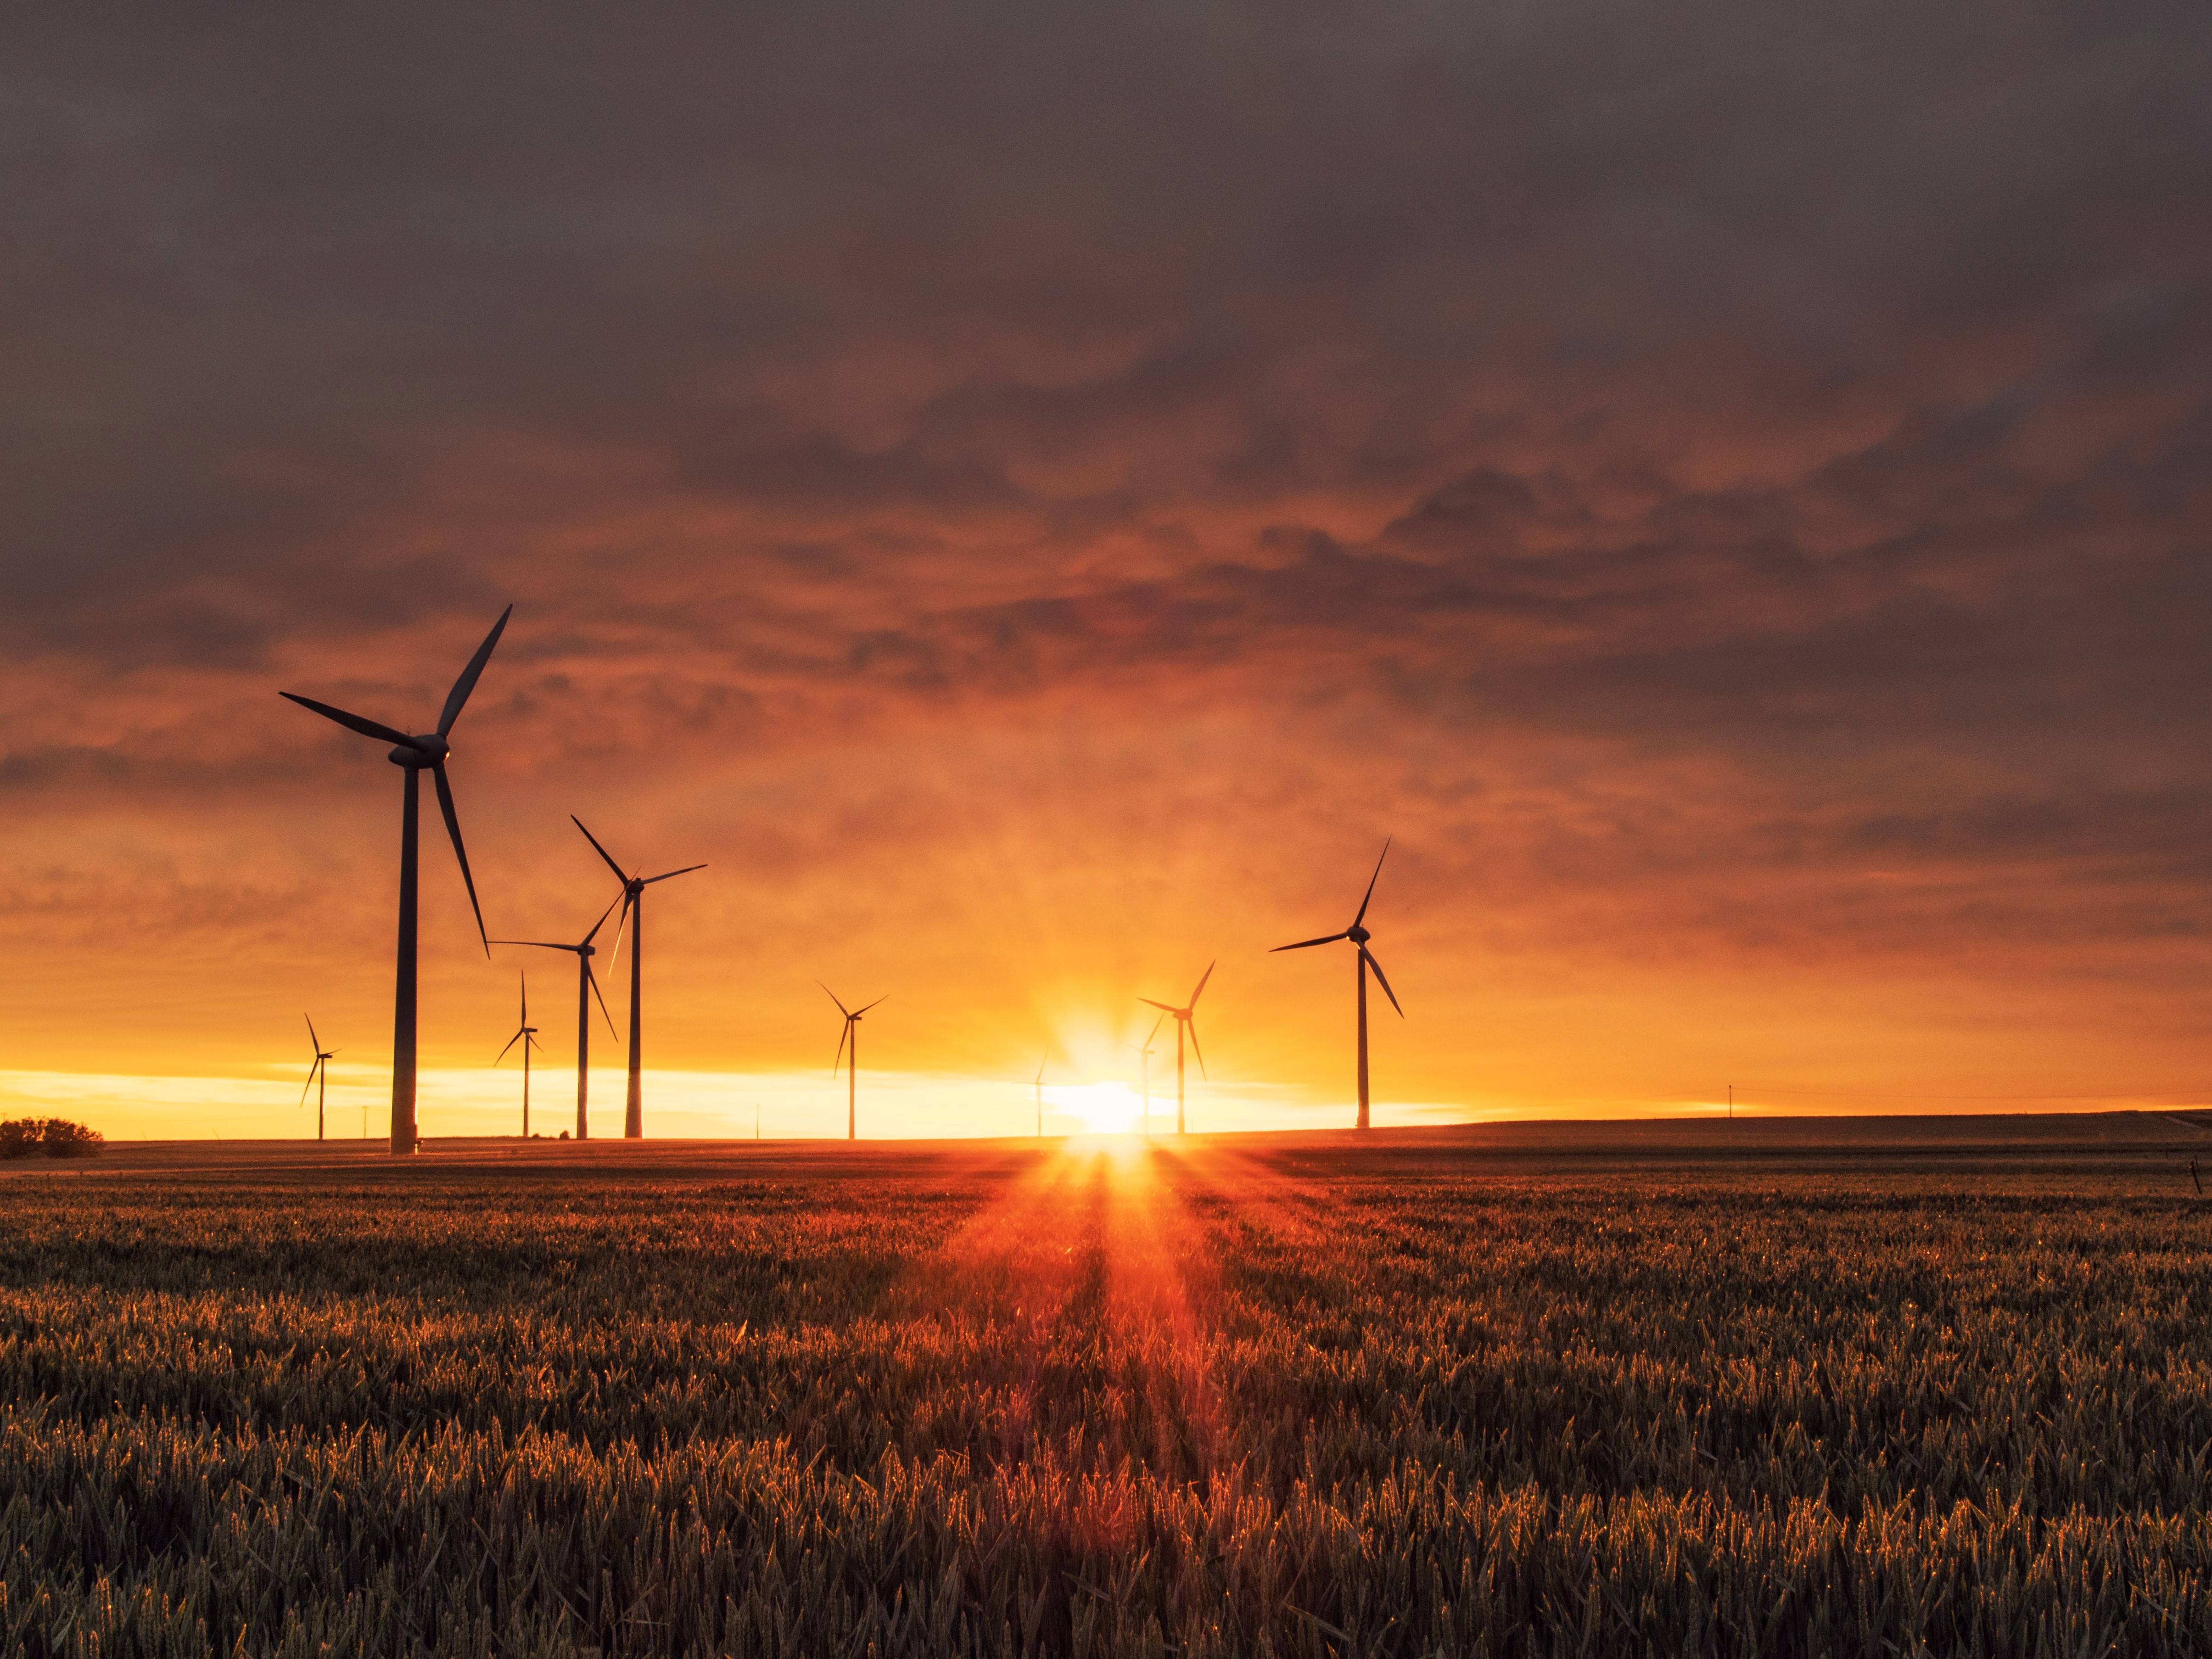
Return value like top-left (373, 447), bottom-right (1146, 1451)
top-left (5, 3), bottom-right (2210, 1140)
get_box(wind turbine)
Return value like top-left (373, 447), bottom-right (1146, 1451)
top-left (571, 817), bottom-right (705, 1139)
top-left (493, 971), bottom-right (545, 1138)
top-left (1139, 963), bottom-right (1214, 1135)
top-left (1033, 1054), bottom-right (1047, 1138)
top-left (491, 895), bottom-right (621, 1140)
top-left (1120, 1013), bottom-right (1164, 1137)
top-left (821, 985), bottom-right (885, 1140)
top-left (282, 605), bottom-right (511, 1155)
top-left (1272, 838), bottom-right (1402, 1130)
top-left (300, 1016), bottom-right (336, 1142)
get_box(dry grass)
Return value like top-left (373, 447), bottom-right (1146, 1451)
top-left (1, 1117), bottom-right (2206, 1656)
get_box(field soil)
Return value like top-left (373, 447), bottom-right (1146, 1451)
top-left (3, 1113), bottom-right (2209, 1656)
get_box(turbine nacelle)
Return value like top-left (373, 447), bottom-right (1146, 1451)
top-left (1347, 924), bottom-right (1371, 944)
top-left (385, 735), bottom-right (451, 768)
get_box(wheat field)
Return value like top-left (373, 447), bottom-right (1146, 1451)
top-left (1, 1117), bottom-right (2206, 1657)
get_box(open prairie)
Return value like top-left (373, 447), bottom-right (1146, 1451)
top-left (5, 1115), bottom-right (2210, 1657)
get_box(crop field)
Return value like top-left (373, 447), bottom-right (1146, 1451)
top-left (3, 1115), bottom-right (2210, 1658)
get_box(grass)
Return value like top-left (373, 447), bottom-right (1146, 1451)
top-left (1, 1115), bottom-right (2208, 1657)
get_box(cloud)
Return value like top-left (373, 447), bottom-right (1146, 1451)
top-left (2, 2), bottom-right (2210, 1119)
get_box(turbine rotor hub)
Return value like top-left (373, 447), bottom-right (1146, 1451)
top-left (1348, 925), bottom-right (1370, 944)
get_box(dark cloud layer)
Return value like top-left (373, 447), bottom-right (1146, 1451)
top-left (3, 2), bottom-right (2210, 1110)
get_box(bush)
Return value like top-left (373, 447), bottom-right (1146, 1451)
top-left (0, 1116), bottom-right (104, 1159)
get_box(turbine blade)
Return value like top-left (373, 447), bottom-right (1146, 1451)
top-left (579, 891), bottom-right (623, 947)
top-left (489, 939), bottom-right (578, 952)
top-left (586, 961), bottom-right (619, 1038)
top-left (643, 863), bottom-right (706, 886)
top-left (1271, 932), bottom-right (1348, 953)
top-left (519, 970), bottom-right (527, 1025)
top-left (601, 890), bottom-right (633, 982)
top-left (1146, 1013), bottom-right (1165, 1044)
top-left (432, 765), bottom-right (489, 953)
top-left (832, 1019), bottom-right (851, 1076)
top-left (299, 1059), bottom-right (316, 1109)
top-left (1361, 945), bottom-right (1404, 1016)
top-left (570, 815), bottom-right (629, 883)
top-left (495, 1030), bottom-right (523, 1065)
top-left (1187, 1017), bottom-right (1207, 1081)
top-left (818, 981), bottom-right (852, 1018)
top-left (1188, 959), bottom-right (1216, 1009)
top-left (1138, 998), bottom-right (1177, 1014)
top-left (305, 1014), bottom-right (320, 1053)
top-left (1351, 836), bottom-right (1392, 930)
top-left (436, 605), bottom-right (513, 738)
top-left (854, 995), bottom-right (888, 1015)
top-left (280, 693), bottom-right (413, 748)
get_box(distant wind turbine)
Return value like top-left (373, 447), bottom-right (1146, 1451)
top-left (1120, 1013), bottom-right (1165, 1137)
top-left (491, 895), bottom-right (621, 1140)
top-left (1033, 1054), bottom-right (1048, 1138)
top-left (493, 971), bottom-right (545, 1138)
top-left (300, 1015), bottom-right (336, 1142)
top-left (1272, 838), bottom-right (1402, 1130)
top-left (572, 817), bottom-right (705, 1139)
top-left (821, 985), bottom-right (885, 1140)
top-left (282, 606), bottom-right (511, 1155)
top-left (1140, 963), bottom-right (1214, 1135)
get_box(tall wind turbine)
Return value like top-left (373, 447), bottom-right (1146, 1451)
top-left (1139, 963), bottom-right (1214, 1135)
top-left (1033, 1054), bottom-right (1048, 1138)
top-left (300, 1016), bottom-right (336, 1142)
top-left (282, 606), bottom-right (511, 1155)
top-left (571, 817), bottom-right (705, 1139)
top-left (1272, 838), bottom-right (1402, 1130)
top-left (492, 895), bottom-right (621, 1139)
top-left (1120, 1013), bottom-right (1164, 1137)
top-left (821, 985), bottom-right (885, 1140)
top-left (494, 971), bottom-right (545, 1138)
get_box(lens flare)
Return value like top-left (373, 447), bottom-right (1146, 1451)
top-left (1045, 1081), bottom-right (1143, 1135)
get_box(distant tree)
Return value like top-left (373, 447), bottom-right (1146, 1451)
top-left (0, 1118), bottom-right (105, 1160)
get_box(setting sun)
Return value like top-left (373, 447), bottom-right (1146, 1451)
top-left (1047, 1081), bottom-right (1146, 1136)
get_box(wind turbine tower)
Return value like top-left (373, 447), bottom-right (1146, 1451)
top-left (1272, 838), bottom-right (1403, 1130)
top-left (572, 818), bottom-right (705, 1138)
top-left (1139, 962), bottom-right (1214, 1135)
top-left (300, 1016), bottom-right (336, 1142)
top-left (821, 985), bottom-right (885, 1139)
top-left (494, 971), bottom-right (545, 1137)
top-left (493, 896), bottom-right (621, 1139)
top-left (1120, 1013), bottom-right (1164, 1137)
top-left (282, 606), bottom-right (511, 1154)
